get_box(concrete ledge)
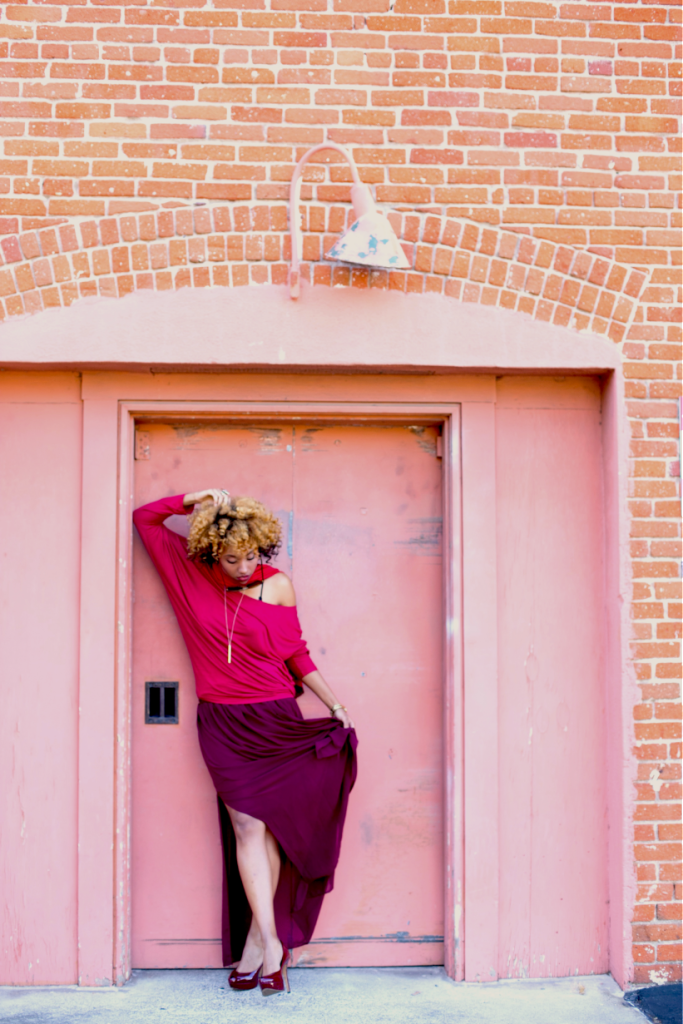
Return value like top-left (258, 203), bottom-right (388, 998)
top-left (0, 286), bottom-right (621, 375)
top-left (0, 970), bottom-right (644, 1024)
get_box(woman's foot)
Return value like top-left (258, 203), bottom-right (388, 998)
top-left (227, 964), bottom-right (261, 991)
top-left (259, 942), bottom-right (290, 996)
top-left (236, 925), bottom-right (263, 974)
top-left (262, 938), bottom-right (283, 978)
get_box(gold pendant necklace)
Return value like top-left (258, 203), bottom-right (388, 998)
top-left (224, 588), bottom-right (246, 665)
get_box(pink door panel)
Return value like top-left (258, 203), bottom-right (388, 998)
top-left (131, 421), bottom-right (444, 969)
top-left (291, 424), bottom-right (444, 966)
top-left (131, 423), bottom-right (295, 969)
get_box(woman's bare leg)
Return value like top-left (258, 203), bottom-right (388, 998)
top-left (265, 826), bottom-right (281, 895)
top-left (235, 829), bottom-right (280, 971)
top-left (226, 804), bottom-right (283, 975)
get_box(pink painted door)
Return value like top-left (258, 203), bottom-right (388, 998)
top-left (495, 377), bottom-right (609, 978)
top-left (131, 420), bottom-right (444, 969)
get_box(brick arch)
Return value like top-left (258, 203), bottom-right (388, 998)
top-left (0, 205), bottom-right (647, 344)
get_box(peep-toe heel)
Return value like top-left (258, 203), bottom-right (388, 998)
top-left (259, 949), bottom-right (290, 996)
top-left (227, 963), bottom-right (262, 991)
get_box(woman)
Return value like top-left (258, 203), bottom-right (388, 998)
top-left (133, 487), bottom-right (357, 996)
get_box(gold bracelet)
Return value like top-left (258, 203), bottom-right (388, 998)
top-left (330, 703), bottom-right (346, 713)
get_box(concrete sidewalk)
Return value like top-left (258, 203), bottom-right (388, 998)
top-left (0, 969), bottom-right (647, 1024)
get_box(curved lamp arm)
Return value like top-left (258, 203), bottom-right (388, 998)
top-left (289, 143), bottom-right (370, 300)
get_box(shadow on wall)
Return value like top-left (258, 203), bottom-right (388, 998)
top-left (624, 983), bottom-right (683, 1024)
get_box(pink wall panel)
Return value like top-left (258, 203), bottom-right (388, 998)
top-left (0, 373), bottom-right (82, 985)
top-left (496, 377), bottom-right (609, 979)
top-left (602, 370), bottom-right (637, 990)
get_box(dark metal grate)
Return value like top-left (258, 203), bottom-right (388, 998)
top-left (145, 681), bottom-right (179, 724)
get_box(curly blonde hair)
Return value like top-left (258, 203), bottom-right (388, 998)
top-left (187, 496), bottom-right (282, 565)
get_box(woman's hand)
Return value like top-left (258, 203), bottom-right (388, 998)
top-left (333, 707), bottom-right (354, 730)
top-left (183, 488), bottom-right (230, 507)
top-left (299, 670), bottom-right (354, 730)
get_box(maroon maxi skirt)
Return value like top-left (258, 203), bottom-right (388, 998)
top-left (196, 697), bottom-right (358, 966)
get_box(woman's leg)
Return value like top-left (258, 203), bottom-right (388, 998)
top-left (226, 804), bottom-right (283, 975)
top-left (265, 826), bottom-right (281, 895)
top-left (234, 826), bottom-right (280, 971)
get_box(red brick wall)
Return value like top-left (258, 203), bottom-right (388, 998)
top-left (0, 0), bottom-right (680, 983)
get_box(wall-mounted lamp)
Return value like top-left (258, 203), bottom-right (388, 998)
top-left (289, 143), bottom-right (409, 300)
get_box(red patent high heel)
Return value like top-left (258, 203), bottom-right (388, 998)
top-left (227, 963), bottom-right (262, 991)
top-left (259, 947), bottom-right (290, 996)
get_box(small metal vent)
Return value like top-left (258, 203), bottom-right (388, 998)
top-left (145, 681), bottom-right (179, 724)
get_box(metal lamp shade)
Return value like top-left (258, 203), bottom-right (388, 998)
top-left (324, 210), bottom-right (410, 270)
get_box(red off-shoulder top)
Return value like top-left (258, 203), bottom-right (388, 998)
top-left (133, 494), bottom-right (318, 705)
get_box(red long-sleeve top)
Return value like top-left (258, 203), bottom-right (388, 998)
top-left (133, 494), bottom-right (317, 705)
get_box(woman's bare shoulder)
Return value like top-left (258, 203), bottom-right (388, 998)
top-left (266, 570), bottom-right (297, 607)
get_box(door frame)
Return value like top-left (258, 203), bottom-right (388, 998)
top-left (75, 367), bottom-right (631, 988)
top-left (115, 398), bottom-right (468, 983)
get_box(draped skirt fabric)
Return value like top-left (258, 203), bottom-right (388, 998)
top-left (196, 697), bottom-right (358, 966)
